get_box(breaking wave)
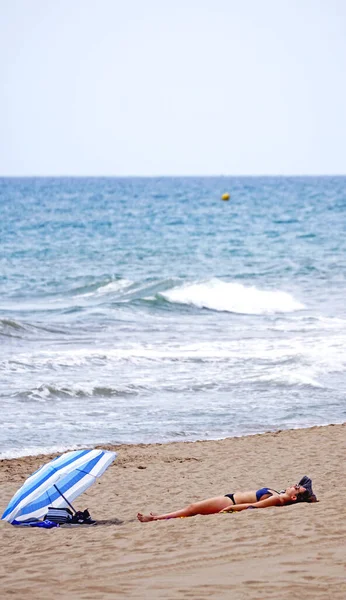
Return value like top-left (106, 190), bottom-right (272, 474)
top-left (160, 279), bottom-right (305, 314)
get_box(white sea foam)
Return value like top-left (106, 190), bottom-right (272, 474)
top-left (161, 279), bottom-right (305, 314)
top-left (255, 369), bottom-right (323, 388)
top-left (0, 443), bottom-right (85, 460)
top-left (271, 315), bottom-right (346, 332)
top-left (2, 332), bottom-right (345, 372)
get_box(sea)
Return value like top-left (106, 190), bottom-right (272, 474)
top-left (1, 176), bottom-right (346, 459)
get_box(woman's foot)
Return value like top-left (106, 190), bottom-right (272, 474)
top-left (137, 512), bottom-right (156, 522)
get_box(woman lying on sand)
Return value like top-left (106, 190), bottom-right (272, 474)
top-left (137, 476), bottom-right (317, 522)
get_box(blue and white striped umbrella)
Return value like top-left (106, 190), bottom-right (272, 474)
top-left (1, 448), bottom-right (117, 523)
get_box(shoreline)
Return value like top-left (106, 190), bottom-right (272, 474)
top-left (1, 422), bottom-right (345, 599)
top-left (1, 420), bottom-right (345, 463)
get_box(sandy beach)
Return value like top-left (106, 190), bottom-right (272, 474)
top-left (1, 423), bottom-right (345, 599)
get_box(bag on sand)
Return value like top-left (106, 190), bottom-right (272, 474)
top-left (44, 507), bottom-right (73, 524)
top-left (45, 507), bottom-right (95, 525)
top-left (71, 509), bottom-right (95, 524)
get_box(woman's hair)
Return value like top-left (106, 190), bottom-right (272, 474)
top-left (285, 490), bottom-right (318, 505)
top-left (285, 490), bottom-right (318, 506)
top-left (297, 476), bottom-right (317, 502)
top-left (296, 489), bottom-right (317, 503)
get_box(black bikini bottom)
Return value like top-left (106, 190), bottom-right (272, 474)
top-left (225, 493), bottom-right (236, 505)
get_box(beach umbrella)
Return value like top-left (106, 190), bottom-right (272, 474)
top-left (1, 448), bottom-right (116, 524)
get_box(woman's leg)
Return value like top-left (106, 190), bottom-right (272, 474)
top-left (137, 495), bottom-right (234, 522)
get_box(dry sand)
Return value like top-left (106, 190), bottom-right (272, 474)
top-left (0, 423), bottom-right (345, 599)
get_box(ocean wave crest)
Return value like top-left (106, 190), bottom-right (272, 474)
top-left (160, 279), bottom-right (305, 315)
top-left (0, 277), bottom-right (305, 316)
top-left (0, 318), bottom-right (67, 339)
top-left (74, 277), bottom-right (133, 297)
top-left (0, 318), bottom-right (27, 338)
top-left (9, 383), bottom-right (144, 401)
top-left (6, 379), bottom-right (231, 401)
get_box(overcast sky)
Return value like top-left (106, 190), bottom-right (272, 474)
top-left (1, 0), bottom-right (346, 176)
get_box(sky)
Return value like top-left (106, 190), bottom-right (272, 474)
top-left (1, 0), bottom-right (346, 176)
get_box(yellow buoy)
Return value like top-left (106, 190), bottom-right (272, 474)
top-left (221, 192), bottom-right (230, 201)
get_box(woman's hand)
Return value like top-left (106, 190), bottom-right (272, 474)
top-left (219, 503), bottom-right (251, 513)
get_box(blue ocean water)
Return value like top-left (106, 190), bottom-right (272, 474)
top-left (1, 176), bottom-right (346, 458)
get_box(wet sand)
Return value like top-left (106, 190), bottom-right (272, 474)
top-left (1, 423), bottom-right (345, 599)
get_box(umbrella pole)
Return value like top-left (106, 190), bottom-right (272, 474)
top-left (53, 484), bottom-right (76, 514)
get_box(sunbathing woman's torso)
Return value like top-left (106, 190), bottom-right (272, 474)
top-left (232, 488), bottom-right (277, 504)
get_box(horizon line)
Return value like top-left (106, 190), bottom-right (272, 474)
top-left (1, 173), bottom-right (346, 179)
